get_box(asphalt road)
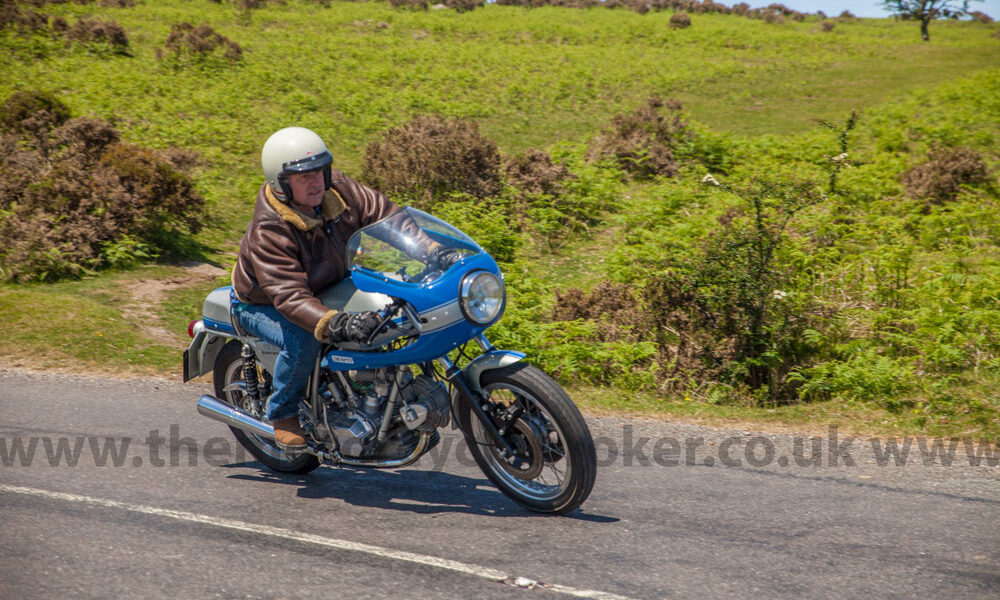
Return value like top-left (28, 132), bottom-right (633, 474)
top-left (0, 368), bottom-right (997, 599)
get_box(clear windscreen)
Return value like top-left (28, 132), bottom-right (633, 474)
top-left (346, 207), bottom-right (481, 284)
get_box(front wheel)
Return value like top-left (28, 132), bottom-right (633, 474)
top-left (457, 363), bottom-right (596, 514)
top-left (213, 341), bottom-right (320, 474)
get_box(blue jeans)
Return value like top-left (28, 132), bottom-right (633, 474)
top-left (232, 303), bottom-right (322, 421)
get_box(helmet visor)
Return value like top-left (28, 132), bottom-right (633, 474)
top-left (281, 150), bottom-right (333, 175)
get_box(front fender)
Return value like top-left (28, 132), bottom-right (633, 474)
top-left (449, 350), bottom-right (525, 427)
top-left (464, 350), bottom-right (525, 395)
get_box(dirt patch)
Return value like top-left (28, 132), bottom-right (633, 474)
top-left (119, 262), bottom-right (227, 346)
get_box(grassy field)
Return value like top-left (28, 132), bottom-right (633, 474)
top-left (4, 4), bottom-right (998, 168)
top-left (2, 1), bottom-right (998, 438)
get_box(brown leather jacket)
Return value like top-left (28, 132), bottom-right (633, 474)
top-left (232, 170), bottom-right (400, 341)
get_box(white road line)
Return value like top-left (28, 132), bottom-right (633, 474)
top-left (1, 484), bottom-right (638, 600)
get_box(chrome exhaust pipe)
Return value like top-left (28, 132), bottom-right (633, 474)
top-left (336, 432), bottom-right (432, 469)
top-left (197, 394), bottom-right (275, 440)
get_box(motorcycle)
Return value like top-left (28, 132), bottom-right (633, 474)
top-left (183, 207), bottom-right (596, 514)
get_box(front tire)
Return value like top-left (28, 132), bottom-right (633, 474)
top-left (457, 363), bottom-right (596, 514)
top-left (213, 341), bottom-right (320, 474)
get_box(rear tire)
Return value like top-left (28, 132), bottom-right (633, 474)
top-left (457, 363), bottom-right (596, 514)
top-left (213, 341), bottom-right (320, 474)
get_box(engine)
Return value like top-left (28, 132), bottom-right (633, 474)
top-left (398, 372), bottom-right (452, 432)
top-left (317, 367), bottom-right (450, 459)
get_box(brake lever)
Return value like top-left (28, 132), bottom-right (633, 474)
top-left (365, 299), bottom-right (404, 346)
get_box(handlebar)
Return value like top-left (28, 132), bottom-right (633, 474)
top-left (364, 298), bottom-right (423, 346)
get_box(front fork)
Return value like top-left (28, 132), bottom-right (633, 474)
top-left (438, 336), bottom-right (524, 456)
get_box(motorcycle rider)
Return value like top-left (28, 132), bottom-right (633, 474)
top-left (231, 127), bottom-right (457, 451)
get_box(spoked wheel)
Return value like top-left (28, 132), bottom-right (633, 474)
top-left (213, 341), bottom-right (320, 474)
top-left (458, 363), bottom-right (596, 514)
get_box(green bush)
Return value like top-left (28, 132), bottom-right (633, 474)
top-left (797, 349), bottom-right (917, 405)
top-left (101, 235), bottom-right (160, 269)
top-left (428, 195), bottom-right (522, 264)
top-left (493, 279), bottom-right (659, 390)
top-left (523, 143), bottom-right (623, 242)
top-left (544, 174), bottom-right (830, 402)
top-left (651, 177), bottom-right (826, 400)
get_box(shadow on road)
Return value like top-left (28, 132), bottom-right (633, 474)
top-left (222, 461), bottom-right (617, 522)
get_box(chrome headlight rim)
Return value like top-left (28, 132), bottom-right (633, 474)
top-left (459, 270), bottom-right (505, 326)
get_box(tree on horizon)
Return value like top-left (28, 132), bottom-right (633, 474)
top-left (881, 0), bottom-right (982, 41)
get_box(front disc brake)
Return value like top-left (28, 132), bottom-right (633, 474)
top-left (493, 418), bottom-right (545, 480)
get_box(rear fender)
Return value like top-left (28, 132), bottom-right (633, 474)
top-left (182, 326), bottom-right (231, 382)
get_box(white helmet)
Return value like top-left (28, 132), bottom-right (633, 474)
top-left (261, 127), bottom-right (333, 202)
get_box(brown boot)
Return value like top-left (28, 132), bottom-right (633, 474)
top-left (273, 417), bottom-right (306, 451)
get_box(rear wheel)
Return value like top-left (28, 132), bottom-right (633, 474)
top-left (213, 341), bottom-right (320, 474)
top-left (457, 363), bottom-right (596, 514)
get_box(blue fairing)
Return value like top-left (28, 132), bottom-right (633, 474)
top-left (321, 251), bottom-right (505, 371)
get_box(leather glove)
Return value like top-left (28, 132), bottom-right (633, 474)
top-left (430, 246), bottom-right (462, 270)
top-left (327, 311), bottom-right (382, 344)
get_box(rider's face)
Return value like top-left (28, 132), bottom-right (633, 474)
top-left (287, 169), bottom-right (326, 211)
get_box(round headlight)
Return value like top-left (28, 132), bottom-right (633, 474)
top-left (459, 271), bottom-right (505, 325)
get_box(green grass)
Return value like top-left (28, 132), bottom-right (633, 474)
top-left (682, 42), bottom-right (1000, 137)
top-left (570, 377), bottom-right (1000, 441)
top-left (4, 4), bottom-right (998, 173)
top-left (0, 269), bottom-right (180, 374)
top-left (569, 384), bottom-right (925, 438)
top-left (2, 1), bottom-right (999, 437)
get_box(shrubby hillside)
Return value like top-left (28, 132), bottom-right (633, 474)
top-left (1, 0), bottom-right (998, 438)
top-left (489, 73), bottom-right (1000, 439)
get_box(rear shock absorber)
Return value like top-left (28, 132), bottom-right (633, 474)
top-left (241, 343), bottom-right (262, 405)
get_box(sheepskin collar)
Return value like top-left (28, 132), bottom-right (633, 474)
top-left (264, 185), bottom-right (347, 231)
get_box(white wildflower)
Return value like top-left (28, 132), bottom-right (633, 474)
top-left (701, 174), bottom-right (720, 186)
top-left (772, 290), bottom-right (788, 300)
